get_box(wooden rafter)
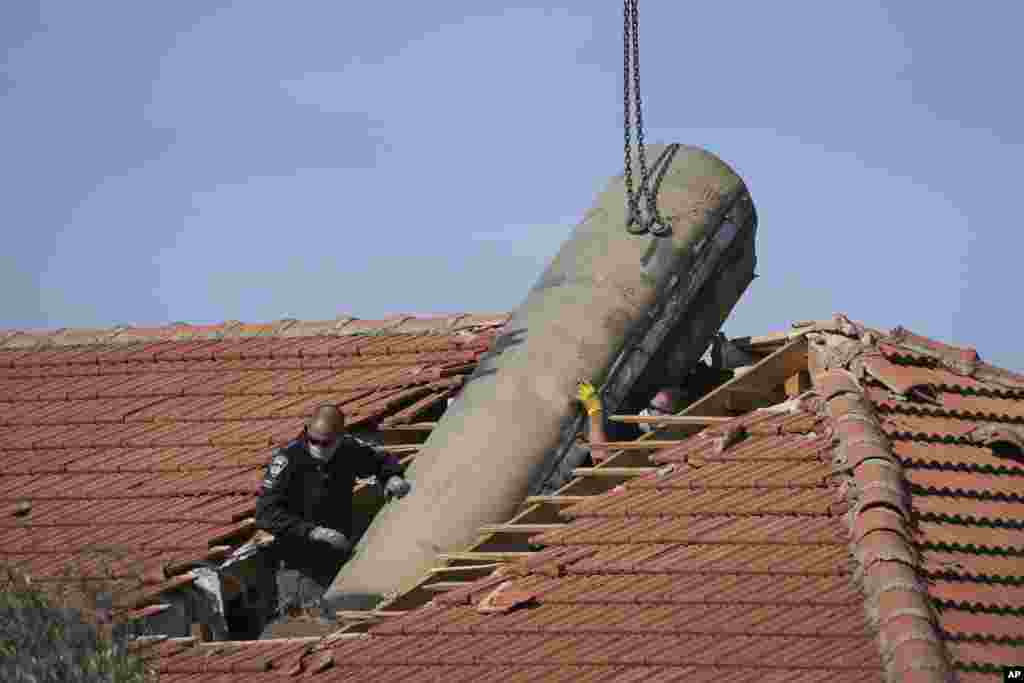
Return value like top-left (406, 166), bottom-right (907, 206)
top-left (609, 415), bottom-right (733, 426)
top-left (571, 467), bottom-right (656, 479)
top-left (678, 336), bottom-right (809, 419)
top-left (524, 495), bottom-right (590, 506)
top-left (586, 440), bottom-right (692, 451)
top-left (378, 422), bottom-right (437, 431)
top-left (477, 523), bottom-right (566, 534)
top-left (360, 329), bottom-right (809, 612)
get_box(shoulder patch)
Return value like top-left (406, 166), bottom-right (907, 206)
top-left (263, 453), bottom-right (290, 488)
top-left (269, 453), bottom-right (288, 475)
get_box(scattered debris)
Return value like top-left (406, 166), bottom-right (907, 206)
top-left (715, 425), bottom-right (748, 454)
top-left (476, 580), bottom-right (540, 614)
top-left (656, 463), bottom-right (677, 478)
top-left (964, 424), bottom-right (1024, 461)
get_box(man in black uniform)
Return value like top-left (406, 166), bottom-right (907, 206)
top-left (254, 403), bottom-right (410, 637)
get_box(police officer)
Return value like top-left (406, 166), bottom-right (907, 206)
top-left (254, 403), bottom-right (411, 637)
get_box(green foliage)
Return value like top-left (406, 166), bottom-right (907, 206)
top-left (0, 564), bottom-right (158, 683)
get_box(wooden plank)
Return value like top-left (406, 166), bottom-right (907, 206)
top-left (609, 415), bottom-right (733, 425)
top-left (720, 383), bottom-right (772, 395)
top-left (679, 336), bottom-right (809, 419)
top-left (524, 496), bottom-right (591, 506)
top-left (785, 370), bottom-right (812, 398)
top-left (125, 603), bottom-right (173, 621)
top-left (426, 563), bottom-right (501, 575)
top-left (587, 440), bottom-right (688, 450)
top-left (378, 423), bottom-right (437, 431)
top-left (743, 331), bottom-right (792, 346)
top-left (380, 445), bottom-right (420, 454)
top-left (421, 581), bottom-right (473, 592)
top-left (478, 523), bottom-right (565, 534)
top-left (207, 518), bottom-right (254, 548)
top-left (734, 326), bottom-right (813, 349)
top-left (163, 545), bottom-right (235, 577)
top-left (335, 610), bottom-right (407, 621)
top-left (571, 467), bottom-right (656, 478)
top-left (436, 552), bottom-right (533, 563)
top-left (118, 572), bottom-right (197, 609)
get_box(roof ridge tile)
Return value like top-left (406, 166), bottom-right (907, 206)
top-left (809, 322), bottom-right (958, 682)
top-left (0, 313), bottom-right (511, 350)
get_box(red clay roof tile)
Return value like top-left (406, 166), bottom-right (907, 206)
top-left (930, 578), bottom-right (1024, 611)
top-left (881, 412), bottom-right (1000, 441)
top-left (896, 440), bottom-right (1024, 473)
top-left (906, 469), bottom-right (1024, 499)
top-left (832, 326), bottom-right (1024, 675)
top-left (13, 315), bottom-right (1024, 680)
top-left (938, 608), bottom-right (1024, 641)
top-left (1, 316), bottom-right (503, 620)
top-left (913, 495), bottom-right (1023, 522)
top-left (945, 639), bottom-right (1023, 669)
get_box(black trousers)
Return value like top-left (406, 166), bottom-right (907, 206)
top-left (256, 549), bottom-right (346, 639)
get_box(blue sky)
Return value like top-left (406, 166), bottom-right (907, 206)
top-left (2, 3), bottom-right (1021, 370)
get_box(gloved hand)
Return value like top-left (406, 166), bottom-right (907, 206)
top-left (383, 475), bottom-right (411, 500)
top-left (575, 380), bottom-right (603, 416)
top-left (308, 526), bottom-right (352, 553)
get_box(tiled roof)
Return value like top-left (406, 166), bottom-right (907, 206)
top-left (0, 314), bottom-right (508, 612)
top-left (151, 405), bottom-right (884, 681)
top-left (845, 325), bottom-right (1024, 678)
top-left (14, 313), bottom-right (1024, 681)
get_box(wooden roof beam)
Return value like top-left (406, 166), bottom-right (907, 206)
top-left (477, 523), bottom-right (566, 535)
top-left (609, 415), bottom-right (733, 426)
top-left (421, 581), bottom-right (473, 593)
top-left (436, 552), bottom-right (533, 563)
top-left (378, 422), bottom-right (437, 431)
top-left (571, 467), bottom-right (656, 479)
top-left (524, 495), bottom-right (591, 506)
top-left (586, 440), bottom-right (693, 451)
top-left (674, 336), bottom-right (809, 421)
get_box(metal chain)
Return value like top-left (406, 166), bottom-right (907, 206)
top-left (623, 0), bottom-right (667, 236)
top-left (623, 0), bottom-right (638, 230)
top-left (630, 0), bottom-right (651, 209)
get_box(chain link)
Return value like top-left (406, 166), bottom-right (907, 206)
top-left (623, 0), bottom-right (668, 236)
top-left (623, 0), bottom-right (637, 229)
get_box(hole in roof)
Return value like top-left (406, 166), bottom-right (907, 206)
top-left (907, 385), bottom-right (940, 405)
top-left (990, 440), bottom-right (1023, 464)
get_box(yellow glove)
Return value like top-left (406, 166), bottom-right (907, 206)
top-left (575, 380), bottom-right (603, 416)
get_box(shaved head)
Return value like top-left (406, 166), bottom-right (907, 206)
top-left (307, 404), bottom-right (346, 437)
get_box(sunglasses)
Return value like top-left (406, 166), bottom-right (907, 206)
top-left (306, 432), bottom-right (338, 448)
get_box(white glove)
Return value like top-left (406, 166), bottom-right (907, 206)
top-left (384, 475), bottom-right (411, 500)
top-left (308, 526), bottom-right (351, 553)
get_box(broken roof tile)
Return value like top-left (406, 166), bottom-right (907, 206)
top-left (12, 315), bottom-right (1023, 681)
top-left (0, 314), bottom-right (503, 615)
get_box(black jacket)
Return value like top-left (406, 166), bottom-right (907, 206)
top-left (255, 435), bottom-right (403, 578)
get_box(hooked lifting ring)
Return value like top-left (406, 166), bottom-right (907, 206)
top-left (625, 143), bottom-right (679, 237)
top-left (625, 206), bottom-right (649, 235)
top-left (625, 209), bottom-right (671, 237)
